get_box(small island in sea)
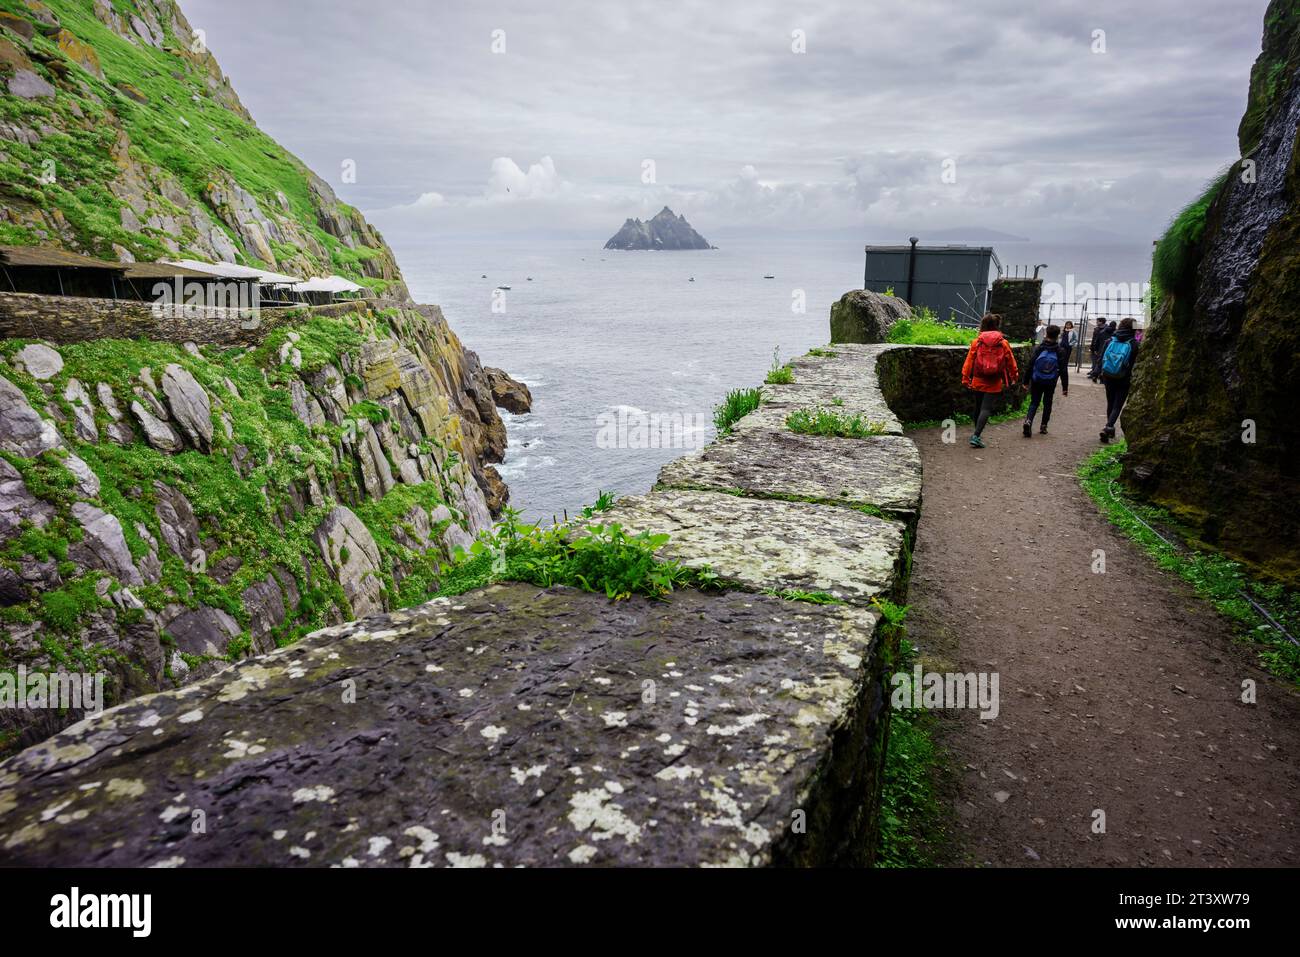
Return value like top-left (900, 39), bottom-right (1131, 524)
top-left (604, 206), bottom-right (714, 250)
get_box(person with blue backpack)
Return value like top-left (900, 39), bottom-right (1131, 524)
top-left (1021, 323), bottom-right (1069, 437)
top-left (1088, 320), bottom-right (1117, 381)
top-left (1099, 317), bottom-right (1139, 443)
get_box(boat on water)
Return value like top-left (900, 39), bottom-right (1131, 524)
top-left (496, 285), bottom-right (511, 291)
top-left (763, 274), bottom-right (775, 279)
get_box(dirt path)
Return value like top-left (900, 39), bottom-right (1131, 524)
top-left (906, 376), bottom-right (1300, 867)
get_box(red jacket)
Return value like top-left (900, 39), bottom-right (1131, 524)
top-left (962, 331), bottom-right (1018, 394)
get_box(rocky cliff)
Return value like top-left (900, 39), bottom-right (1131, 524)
top-left (1123, 0), bottom-right (1300, 586)
top-left (0, 0), bottom-right (403, 290)
top-left (0, 0), bottom-right (526, 752)
top-left (0, 299), bottom-right (522, 754)
top-left (604, 206), bottom-right (712, 250)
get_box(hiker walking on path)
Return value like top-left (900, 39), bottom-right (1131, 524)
top-left (1086, 321), bottom-right (1118, 382)
top-left (1022, 323), bottom-right (1069, 436)
top-left (1099, 317), bottom-right (1139, 443)
top-left (1089, 319), bottom-right (1116, 381)
top-left (962, 313), bottom-right (1019, 449)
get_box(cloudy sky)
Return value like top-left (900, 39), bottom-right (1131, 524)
top-left (184, 0), bottom-right (1271, 242)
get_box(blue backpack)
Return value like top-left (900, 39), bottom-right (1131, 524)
top-left (1101, 338), bottom-right (1133, 378)
top-left (1032, 346), bottom-right (1060, 383)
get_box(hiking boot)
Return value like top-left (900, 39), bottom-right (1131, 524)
top-left (969, 434), bottom-right (986, 449)
top-left (1022, 420), bottom-right (1032, 438)
top-left (1099, 428), bottom-right (1110, 443)
top-left (1040, 424), bottom-right (1049, 435)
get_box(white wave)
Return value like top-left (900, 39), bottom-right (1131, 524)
top-left (495, 455), bottom-right (556, 479)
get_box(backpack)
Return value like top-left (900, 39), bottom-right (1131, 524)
top-left (1101, 338), bottom-right (1133, 378)
top-left (973, 336), bottom-right (1004, 378)
top-left (1032, 346), bottom-right (1060, 383)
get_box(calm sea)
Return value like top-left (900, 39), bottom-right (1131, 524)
top-left (396, 236), bottom-right (1152, 523)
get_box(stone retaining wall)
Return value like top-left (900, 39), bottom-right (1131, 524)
top-left (0, 343), bottom-right (933, 868)
top-left (876, 342), bottom-right (1033, 424)
top-left (0, 292), bottom-right (385, 347)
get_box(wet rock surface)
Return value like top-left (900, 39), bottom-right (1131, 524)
top-left (606, 489), bottom-right (907, 605)
top-left (658, 428), bottom-right (922, 525)
top-left (0, 585), bottom-right (891, 868)
top-left (1124, 0), bottom-right (1300, 584)
top-left (484, 367), bottom-right (533, 414)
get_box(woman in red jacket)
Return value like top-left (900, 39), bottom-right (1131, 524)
top-left (961, 313), bottom-right (1020, 448)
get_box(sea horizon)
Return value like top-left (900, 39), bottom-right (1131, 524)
top-left (393, 233), bottom-right (1155, 522)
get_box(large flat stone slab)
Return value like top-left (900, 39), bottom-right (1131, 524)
top-left (734, 346), bottom-right (904, 436)
top-left (658, 428), bottom-right (922, 524)
top-left (605, 489), bottom-right (906, 603)
top-left (0, 585), bottom-right (890, 867)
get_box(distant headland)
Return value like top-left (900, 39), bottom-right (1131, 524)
top-left (604, 207), bottom-right (715, 250)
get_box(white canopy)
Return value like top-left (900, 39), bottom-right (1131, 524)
top-left (292, 275), bottom-right (365, 294)
top-left (164, 259), bottom-right (302, 285)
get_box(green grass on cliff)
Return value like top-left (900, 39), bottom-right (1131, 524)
top-left (1238, 0), bottom-right (1300, 153)
top-left (1080, 443), bottom-right (1300, 683)
top-left (0, 309), bottom-right (472, 687)
top-left (1150, 170), bottom-right (1232, 311)
top-left (0, 0), bottom-right (390, 284)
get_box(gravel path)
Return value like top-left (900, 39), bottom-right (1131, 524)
top-left (906, 376), bottom-right (1300, 867)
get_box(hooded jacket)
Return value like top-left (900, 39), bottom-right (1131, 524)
top-left (962, 330), bottom-right (1019, 394)
top-left (1100, 327), bottom-right (1139, 379)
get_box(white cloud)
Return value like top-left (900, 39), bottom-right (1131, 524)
top-left (480, 156), bottom-right (567, 203)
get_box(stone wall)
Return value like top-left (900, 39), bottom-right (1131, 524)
top-left (989, 278), bottom-right (1042, 343)
top-left (0, 291), bottom-right (379, 348)
top-left (876, 343), bottom-right (1033, 424)
top-left (0, 344), bottom-right (942, 867)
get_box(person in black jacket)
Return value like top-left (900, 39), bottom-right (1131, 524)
top-left (1022, 324), bottom-right (1069, 437)
top-left (1099, 318), bottom-right (1139, 442)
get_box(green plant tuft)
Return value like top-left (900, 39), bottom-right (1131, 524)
top-left (436, 494), bottom-right (718, 602)
top-left (786, 407), bottom-right (886, 438)
top-left (764, 347), bottom-right (794, 385)
top-left (886, 309), bottom-right (979, 345)
top-left (713, 387), bottom-right (762, 437)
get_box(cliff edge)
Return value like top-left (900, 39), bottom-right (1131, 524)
top-left (1124, 0), bottom-right (1300, 586)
